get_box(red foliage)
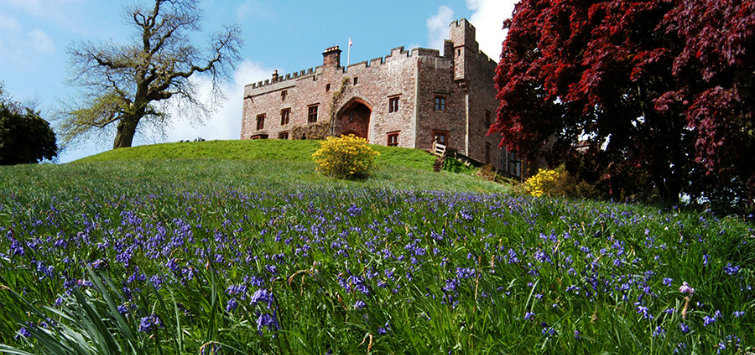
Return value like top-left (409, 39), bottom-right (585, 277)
top-left (494, 0), bottom-right (755, 208)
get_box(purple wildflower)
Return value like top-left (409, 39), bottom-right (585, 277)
top-left (679, 281), bottom-right (694, 295)
top-left (637, 306), bottom-right (654, 320)
top-left (679, 323), bottom-right (690, 333)
top-left (138, 314), bottom-right (162, 333)
top-left (524, 311), bottom-right (535, 320)
top-left (723, 263), bottom-right (740, 275)
top-left (226, 297), bottom-right (238, 312)
top-left (250, 288), bottom-right (274, 308)
top-left (117, 304), bottom-right (129, 315)
top-left (354, 300), bottom-right (366, 310)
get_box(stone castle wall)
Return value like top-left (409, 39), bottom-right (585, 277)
top-left (241, 18), bottom-right (505, 170)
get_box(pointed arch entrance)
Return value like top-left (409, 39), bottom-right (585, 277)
top-left (335, 98), bottom-right (372, 139)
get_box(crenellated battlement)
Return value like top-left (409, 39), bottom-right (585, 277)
top-left (246, 45), bottom-right (450, 91)
top-left (245, 67), bottom-right (317, 89)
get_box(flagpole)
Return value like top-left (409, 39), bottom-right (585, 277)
top-left (347, 37), bottom-right (352, 69)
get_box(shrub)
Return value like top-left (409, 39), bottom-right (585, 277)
top-left (524, 166), bottom-right (597, 198)
top-left (312, 134), bottom-right (379, 178)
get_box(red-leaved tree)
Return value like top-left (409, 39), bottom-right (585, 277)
top-left (494, 0), bottom-right (754, 209)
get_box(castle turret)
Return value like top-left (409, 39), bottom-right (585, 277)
top-left (322, 46), bottom-right (342, 68)
top-left (449, 19), bottom-right (479, 82)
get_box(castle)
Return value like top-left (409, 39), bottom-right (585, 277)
top-left (242, 19), bottom-right (521, 175)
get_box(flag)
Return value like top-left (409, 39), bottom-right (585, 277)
top-left (349, 37), bottom-right (352, 47)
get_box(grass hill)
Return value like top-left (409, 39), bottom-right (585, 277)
top-left (0, 140), bottom-right (752, 354)
top-left (64, 139), bottom-right (506, 194)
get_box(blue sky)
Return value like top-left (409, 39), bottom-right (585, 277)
top-left (0, 0), bottom-right (516, 162)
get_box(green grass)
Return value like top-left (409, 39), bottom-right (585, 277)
top-left (0, 140), bottom-right (753, 354)
top-left (74, 139), bottom-right (450, 172)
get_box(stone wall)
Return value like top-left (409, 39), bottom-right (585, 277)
top-left (241, 18), bottom-right (505, 170)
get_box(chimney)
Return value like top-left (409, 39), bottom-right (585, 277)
top-left (322, 46), bottom-right (342, 67)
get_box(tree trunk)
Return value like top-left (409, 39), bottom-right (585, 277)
top-left (113, 115), bottom-right (140, 149)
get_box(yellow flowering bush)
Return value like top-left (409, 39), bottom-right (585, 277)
top-left (312, 134), bottom-right (380, 178)
top-left (524, 168), bottom-right (565, 198)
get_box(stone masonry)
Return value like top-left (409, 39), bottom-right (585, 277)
top-left (242, 18), bottom-right (519, 173)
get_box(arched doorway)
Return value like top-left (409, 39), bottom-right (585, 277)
top-left (335, 99), bottom-right (371, 139)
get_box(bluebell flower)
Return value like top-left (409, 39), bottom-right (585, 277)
top-left (226, 298), bottom-right (238, 312)
top-left (15, 327), bottom-right (31, 339)
top-left (250, 288), bottom-right (274, 308)
top-left (117, 304), bottom-right (129, 315)
top-left (679, 323), bottom-right (690, 333)
top-left (679, 281), bottom-right (694, 295)
top-left (733, 310), bottom-right (745, 318)
top-left (724, 263), bottom-right (740, 275)
top-left (662, 278), bottom-right (673, 286)
top-left (139, 314), bottom-right (162, 333)
top-left (524, 311), bottom-right (534, 320)
top-left (653, 326), bottom-right (665, 337)
top-left (636, 306), bottom-right (653, 320)
top-left (354, 300), bottom-right (366, 310)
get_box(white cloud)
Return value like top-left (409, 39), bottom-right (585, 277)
top-left (0, 13), bottom-right (21, 31)
top-left (27, 28), bottom-right (54, 53)
top-left (427, 5), bottom-right (454, 50)
top-left (158, 60), bottom-right (275, 143)
top-left (466, 0), bottom-right (518, 60)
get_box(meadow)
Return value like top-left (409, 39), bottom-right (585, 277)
top-left (0, 140), bottom-right (752, 354)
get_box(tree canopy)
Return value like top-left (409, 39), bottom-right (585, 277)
top-left (61, 0), bottom-right (241, 149)
top-left (493, 0), bottom-right (754, 210)
top-left (0, 84), bottom-right (58, 165)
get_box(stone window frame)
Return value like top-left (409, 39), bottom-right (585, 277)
top-left (278, 131), bottom-right (289, 140)
top-left (256, 113), bottom-right (266, 130)
top-left (388, 95), bottom-right (400, 113)
top-left (432, 129), bottom-right (448, 145)
top-left (434, 95), bottom-right (447, 111)
top-left (280, 108), bottom-right (291, 125)
top-left (387, 131), bottom-right (399, 146)
top-left (307, 104), bottom-right (319, 123)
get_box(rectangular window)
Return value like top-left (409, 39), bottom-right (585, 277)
top-left (485, 110), bottom-right (491, 127)
top-left (433, 130), bottom-right (447, 145)
top-left (485, 142), bottom-right (491, 163)
top-left (308, 105), bottom-right (319, 123)
top-left (353, 77), bottom-right (358, 85)
top-left (278, 131), bottom-right (289, 140)
top-left (388, 97), bottom-right (399, 113)
top-left (387, 132), bottom-right (399, 146)
top-left (280, 108), bottom-right (290, 125)
top-left (326, 83), bottom-right (331, 92)
top-left (434, 96), bottom-right (446, 111)
top-left (256, 114), bottom-right (265, 130)
top-left (281, 90), bottom-right (287, 101)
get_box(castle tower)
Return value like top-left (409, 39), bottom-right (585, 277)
top-left (448, 19), bottom-right (479, 82)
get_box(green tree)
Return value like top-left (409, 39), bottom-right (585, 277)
top-left (61, 0), bottom-right (241, 149)
top-left (0, 83), bottom-right (58, 165)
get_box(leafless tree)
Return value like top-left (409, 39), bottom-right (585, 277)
top-left (61, 0), bottom-right (241, 149)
